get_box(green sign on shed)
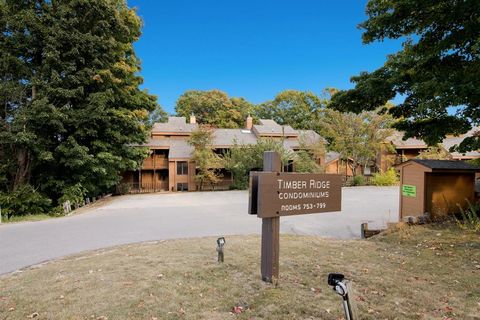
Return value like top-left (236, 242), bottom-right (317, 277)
top-left (401, 185), bottom-right (416, 197)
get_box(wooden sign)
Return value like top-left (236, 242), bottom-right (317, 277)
top-left (249, 172), bottom-right (342, 218)
top-left (249, 151), bottom-right (344, 284)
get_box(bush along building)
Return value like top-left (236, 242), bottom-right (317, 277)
top-left (120, 116), bottom-right (325, 193)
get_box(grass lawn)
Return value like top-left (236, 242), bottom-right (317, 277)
top-left (0, 223), bottom-right (479, 320)
top-left (0, 213), bottom-right (57, 223)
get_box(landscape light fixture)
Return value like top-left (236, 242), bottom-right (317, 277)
top-left (216, 237), bottom-right (225, 263)
top-left (327, 273), bottom-right (358, 320)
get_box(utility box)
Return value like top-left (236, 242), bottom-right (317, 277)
top-left (396, 159), bottom-right (480, 220)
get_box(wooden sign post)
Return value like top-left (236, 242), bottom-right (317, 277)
top-left (260, 151), bottom-right (281, 283)
top-left (249, 151), bottom-right (342, 283)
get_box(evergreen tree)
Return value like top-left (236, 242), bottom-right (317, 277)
top-left (0, 0), bottom-right (160, 212)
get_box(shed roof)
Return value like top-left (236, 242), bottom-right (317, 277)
top-left (398, 159), bottom-right (480, 171)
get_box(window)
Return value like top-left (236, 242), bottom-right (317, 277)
top-left (177, 161), bottom-right (188, 175)
top-left (284, 160), bottom-right (294, 172)
top-left (364, 166), bottom-right (371, 176)
top-left (177, 183), bottom-right (188, 191)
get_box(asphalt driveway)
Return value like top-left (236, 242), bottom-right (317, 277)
top-left (0, 186), bottom-right (399, 275)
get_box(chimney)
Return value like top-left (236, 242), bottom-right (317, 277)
top-left (245, 115), bottom-right (253, 130)
top-left (189, 113), bottom-right (196, 124)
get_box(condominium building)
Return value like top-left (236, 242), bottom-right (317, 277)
top-left (120, 116), bottom-right (324, 192)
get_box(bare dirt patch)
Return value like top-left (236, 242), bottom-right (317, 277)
top-left (0, 224), bottom-right (478, 319)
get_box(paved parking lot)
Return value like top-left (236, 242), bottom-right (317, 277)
top-left (0, 186), bottom-right (398, 274)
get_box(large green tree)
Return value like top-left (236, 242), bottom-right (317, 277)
top-left (254, 90), bottom-right (325, 130)
top-left (0, 0), bottom-right (158, 210)
top-left (329, 0), bottom-right (480, 151)
top-left (223, 139), bottom-right (294, 189)
top-left (175, 90), bottom-right (253, 128)
top-left (320, 109), bottom-right (393, 176)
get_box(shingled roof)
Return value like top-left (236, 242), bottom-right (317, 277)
top-left (144, 117), bottom-right (324, 159)
top-left (252, 119), bottom-right (298, 136)
top-left (406, 159), bottom-right (480, 171)
top-left (212, 129), bottom-right (257, 146)
top-left (388, 129), bottom-right (480, 158)
top-left (152, 117), bottom-right (198, 134)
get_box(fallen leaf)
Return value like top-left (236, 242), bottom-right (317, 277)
top-left (232, 306), bottom-right (244, 314)
top-left (310, 287), bottom-right (322, 294)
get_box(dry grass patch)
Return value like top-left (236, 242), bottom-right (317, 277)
top-left (0, 223), bottom-right (479, 319)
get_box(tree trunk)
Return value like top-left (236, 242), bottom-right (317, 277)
top-left (349, 160), bottom-right (357, 177)
top-left (13, 147), bottom-right (31, 190)
top-left (32, 85), bottom-right (37, 100)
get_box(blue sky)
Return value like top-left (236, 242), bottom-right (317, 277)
top-left (127, 0), bottom-right (403, 114)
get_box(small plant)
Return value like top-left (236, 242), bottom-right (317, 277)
top-left (371, 168), bottom-right (399, 186)
top-left (115, 183), bottom-right (132, 195)
top-left (455, 200), bottom-right (480, 232)
top-left (352, 175), bottom-right (365, 186)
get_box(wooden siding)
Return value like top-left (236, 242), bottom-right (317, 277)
top-left (325, 159), bottom-right (357, 176)
top-left (400, 163), bottom-right (426, 219)
top-left (167, 160), bottom-right (196, 192)
top-left (188, 162), bottom-right (196, 191)
top-left (142, 155), bottom-right (168, 169)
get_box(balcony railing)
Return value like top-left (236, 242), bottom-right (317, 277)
top-left (116, 182), bottom-right (169, 194)
top-left (142, 156), bottom-right (169, 169)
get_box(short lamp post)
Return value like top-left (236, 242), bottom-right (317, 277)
top-left (327, 273), bottom-right (358, 320)
top-left (216, 237), bottom-right (226, 263)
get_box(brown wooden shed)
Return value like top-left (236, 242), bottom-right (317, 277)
top-left (396, 159), bottom-right (480, 220)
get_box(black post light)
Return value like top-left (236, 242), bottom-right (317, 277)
top-left (327, 273), bottom-right (358, 320)
top-left (216, 237), bottom-right (226, 263)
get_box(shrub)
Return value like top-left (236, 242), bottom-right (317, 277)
top-left (371, 168), bottom-right (399, 186)
top-left (352, 175), bottom-right (365, 186)
top-left (115, 183), bottom-right (132, 195)
top-left (58, 183), bottom-right (87, 206)
top-left (455, 200), bottom-right (480, 232)
top-left (0, 185), bottom-right (52, 218)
